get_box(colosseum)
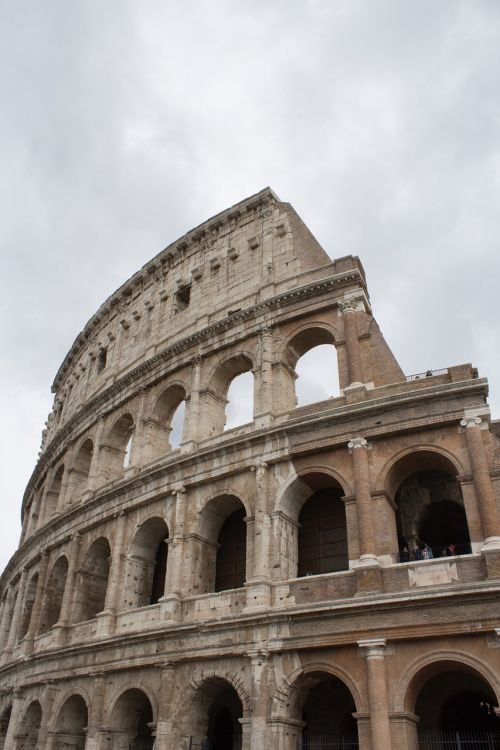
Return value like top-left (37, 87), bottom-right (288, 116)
top-left (1, 187), bottom-right (500, 750)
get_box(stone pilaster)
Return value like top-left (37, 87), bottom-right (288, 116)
top-left (54, 532), bottom-right (81, 643)
top-left (37, 681), bottom-right (58, 749)
top-left (3, 689), bottom-right (23, 750)
top-left (24, 551), bottom-right (49, 654)
top-left (154, 662), bottom-right (177, 750)
top-left (0, 584), bottom-right (15, 651)
top-left (161, 485), bottom-right (186, 622)
top-left (249, 649), bottom-right (270, 749)
top-left (128, 386), bottom-right (148, 470)
top-left (460, 412), bottom-right (500, 548)
top-left (339, 298), bottom-right (363, 386)
top-left (348, 438), bottom-right (380, 583)
top-left (85, 673), bottom-right (106, 750)
top-left (5, 569), bottom-right (27, 652)
top-left (182, 354), bottom-right (202, 449)
top-left (255, 325), bottom-right (274, 428)
top-left (85, 417), bottom-right (105, 495)
top-left (97, 510), bottom-right (128, 635)
top-left (358, 638), bottom-right (392, 750)
top-left (246, 461), bottom-right (271, 610)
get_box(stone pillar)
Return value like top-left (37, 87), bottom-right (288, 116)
top-left (182, 354), bottom-right (202, 449)
top-left (37, 681), bottom-right (58, 749)
top-left (86, 417), bottom-right (105, 495)
top-left (460, 413), bottom-right (500, 547)
top-left (3, 689), bottom-right (23, 750)
top-left (85, 673), bottom-right (106, 750)
top-left (97, 511), bottom-right (128, 635)
top-left (154, 662), bottom-right (177, 750)
top-left (249, 649), bottom-right (270, 749)
top-left (54, 532), bottom-right (81, 642)
top-left (339, 298), bottom-right (363, 386)
top-left (358, 638), bottom-right (392, 750)
top-left (161, 485), bottom-right (186, 622)
top-left (24, 551), bottom-right (50, 654)
top-left (268, 718), bottom-right (304, 750)
top-left (255, 325), bottom-right (274, 428)
top-left (5, 569), bottom-right (27, 652)
top-left (246, 461), bottom-right (271, 610)
top-left (0, 584), bottom-right (15, 651)
top-left (128, 387), bottom-right (148, 470)
top-left (348, 438), bottom-right (377, 563)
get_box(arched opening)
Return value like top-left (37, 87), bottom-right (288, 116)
top-left (18, 572), bottom-right (38, 641)
top-left (108, 688), bottom-right (155, 750)
top-left (14, 700), bottom-right (42, 750)
top-left (74, 537), bottom-right (111, 622)
top-left (39, 555), bottom-right (68, 633)
top-left (102, 413), bottom-right (135, 479)
top-left (225, 372), bottom-right (254, 430)
top-left (205, 355), bottom-right (254, 437)
top-left (296, 345), bottom-right (340, 407)
top-left (44, 464), bottom-right (64, 520)
top-left (0, 705), bottom-right (12, 750)
top-left (190, 678), bottom-right (243, 750)
top-left (147, 384), bottom-right (187, 461)
top-left (69, 439), bottom-right (93, 503)
top-left (410, 663), bottom-right (500, 747)
top-left (279, 328), bottom-right (340, 412)
top-left (197, 496), bottom-right (248, 594)
top-left (390, 454), bottom-right (471, 561)
top-left (298, 488), bottom-right (348, 577)
top-left (53, 694), bottom-right (88, 750)
top-left (124, 517), bottom-right (169, 609)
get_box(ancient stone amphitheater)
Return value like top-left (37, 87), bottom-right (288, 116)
top-left (1, 188), bottom-right (500, 750)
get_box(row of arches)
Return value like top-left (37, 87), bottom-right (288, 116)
top-left (5, 449), bottom-right (473, 650)
top-left (26, 333), bottom-right (342, 539)
top-left (1, 659), bottom-right (498, 749)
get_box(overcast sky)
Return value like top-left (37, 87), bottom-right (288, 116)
top-left (1, 1), bottom-right (499, 573)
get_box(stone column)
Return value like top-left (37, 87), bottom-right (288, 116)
top-left (24, 551), bottom-right (50, 654)
top-left (348, 438), bottom-right (376, 562)
top-left (37, 681), bottom-right (58, 749)
top-left (249, 649), bottom-right (270, 749)
top-left (3, 689), bottom-right (23, 750)
top-left (460, 413), bottom-right (500, 547)
top-left (55, 463), bottom-right (71, 513)
top-left (339, 298), bottom-right (363, 386)
top-left (5, 569), bottom-right (27, 652)
top-left (161, 485), bottom-right (186, 622)
top-left (358, 638), bottom-right (392, 750)
top-left (0, 584), bottom-right (15, 651)
top-left (97, 511), bottom-right (128, 635)
top-left (246, 461), bottom-right (271, 610)
top-left (54, 532), bottom-right (81, 642)
top-left (85, 417), bottom-right (105, 496)
top-left (154, 662), bottom-right (177, 750)
top-left (182, 354), bottom-right (202, 449)
top-left (255, 325), bottom-right (274, 428)
top-left (128, 387), bottom-right (148, 470)
top-left (85, 673), bottom-right (106, 750)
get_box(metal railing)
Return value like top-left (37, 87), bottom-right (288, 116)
top-left (419, 729), bottom-right (500, 749)
top-left (406, 369), bottom-right (448, 381)
top-left (298, 733), bottom-right (359, 749)
top-left (188, 738), bottom-right (211, 749)
top-left (129, 740), bottom-right (155, 750)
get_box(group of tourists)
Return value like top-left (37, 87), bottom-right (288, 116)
top-left (399, 541), bottom-right (457, 563)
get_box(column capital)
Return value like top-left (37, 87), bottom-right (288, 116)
top-left (348, 437), bottom-right (369, 450)
top-left (358, 637), bottom-right (388, 656)
top-left (460, 406), bottom-right (490, 430)
top-left (337, 291), bottom-right (371, 316)
top-left (171, 483), bottom-right (186, 495)
top-left (247, 648), bottom-right (270, 664)
top-left (251, 459), bottom-right (269, 474)
top-left (461, 416), bottom-right (482, 429)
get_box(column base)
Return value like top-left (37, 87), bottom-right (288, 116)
top-left (482, 547), bottom-right (500, 579)
top-left (95, 609), bottom-right (116, 636)
top-left (52, 622), bottom-right (70, 646)
top-left (482, 536), bottom-right (500, 551)
top-left (244, 580), bottom-right (272, 611)
top-left (160, 594), bottom-right (183, 623)
top-left (353, 561), bottom-right (383, 595)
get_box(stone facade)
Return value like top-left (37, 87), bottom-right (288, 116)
top-left (1, 187), bottom-right (500, 749)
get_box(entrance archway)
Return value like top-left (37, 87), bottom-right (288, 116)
top-left (190, 678), bottom-right (243, 750)
top-left (14, 700), bottom-right (42, 750)
top-left (0, 705), bottom-right (12, 750)
top-left (108, 688), bottom-right (155, 750)
top-left (298, 672), bottom-right (358, 749)
top-left (409, 662), bottom-right (500, 748)
top-left (52, 694), bottom-right (88, 750)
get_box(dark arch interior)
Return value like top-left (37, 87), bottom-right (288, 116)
top-left (301, 674), bottom-right (358, 745)
top-left (150, 535), bottom-right (168, 605)
top-left (416, 670), bottom-right (500, 737)
top-left (111, 689), bottom-right (154, 750)
top-left (215, 508), bottom-right (246, 592)
top-left (0, 706), bottom-right (12, 747)
top-left (207, 685), bottom-right (243, 750)
top-left (298, 489), bottom-right (348, 576)
top-left (396, 470), bottom-right (471, 559)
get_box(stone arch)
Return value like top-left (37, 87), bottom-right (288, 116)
top-left (204, 353), bottom-right (256, 436)
top-left (123, 516), bottom-right (170, 609)
top-left (73, 536), bottom-right (111, 623)
top-left (177, 670), bottom-right (250, 747)
top-left (146, 383), bottom-right (187, 460)
top-left (105, 687), bottom-right (156, 750)
top-left (18, 571), bottom-right (38, 641)
top-left (275, 469), bottom-right (350, 580)
top-left (0, 703), bottom-right (12, 750)
top-left (14, 699), bottom-right (42, 750)
top-left (51, 692), bottom-right (88, 750)
top-left (101, 412), bottom-right (135, 480)
top-left (39, 555), bottom-right (68, 633)
top-left (195, 494), bottom-right (250, 594)
top-left (381, 448), bottom-right (471, 560)
top-left (398, 654), bottom-right (500, 746)
top-left (44, 463), bottom-right (64, 520)
top-left (67, 438), bottom-right (93, 504)
top-left (282, 323), bottom-right (341, 410)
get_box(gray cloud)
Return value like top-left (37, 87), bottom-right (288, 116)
top-left (1, 0), bottom-right (499, 570)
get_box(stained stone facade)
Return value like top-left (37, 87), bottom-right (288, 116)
top-left (1, 187), bottom-right (500, 750)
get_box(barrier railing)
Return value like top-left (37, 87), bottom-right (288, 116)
top-left (419, 729), bottom-right (500, 749)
